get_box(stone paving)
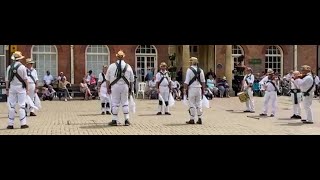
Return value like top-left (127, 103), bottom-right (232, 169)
top-left (0, 96), bottom-right (319, 135)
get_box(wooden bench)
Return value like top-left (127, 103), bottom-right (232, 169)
top-left (68, 84), bottom-right (85, 99)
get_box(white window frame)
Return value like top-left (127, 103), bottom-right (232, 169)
top-left (135, 45), bottom-right (158, 83)
top-left (85, 45), bottom-right (110, 76)
top-left (0, 45), bottom-right (6, 79)
top-left (31, 45), bottom-right (58, 86)
top-left (232, 45), bottom-right (244, 66)
top-left (265, 45), bottom-right (283, 76)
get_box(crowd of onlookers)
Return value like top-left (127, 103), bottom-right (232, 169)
top-left (40, 70), bottom-right (98, 101)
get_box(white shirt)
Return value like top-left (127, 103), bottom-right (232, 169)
top-left (171, 81), bottom-right (180, 89)
top-left (26, 68), bottom-right (39, 84)
top-left (156, 70), bottom-right (171, 87)
top-left (290, 79), bottom-right (301, 90)
top-left (243, 74), bottom-right (254, 89)
top-left (315, 75), bottom-right (320, 85)
top-left (148, 80), bottom-right (157, 88)
top-left (285, 73), bottom-right (293, 80)
top-left (5, 61), bottom-right (28, 87)
top-left (106, 60), bottom-right (135, 85)
top-left (295, 73), bottom-right (316, 92)
top-left (98, 72), bottom-right (108, 88)
top-left (57, 75), bottom-right (67, 81)
top-left (259, 76), bottom-right (278, 92)
top-left (184, 65), bottom-right (205, 88)
top-left (43, 74), bottom-right (54, 85)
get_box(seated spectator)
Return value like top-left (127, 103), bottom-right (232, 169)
top-left (80, 78), bottom-right (92, 100)
top-left (206, 75), bottom-right (218, 96)
top-left (58, 77), bottom-right (72, 101)
top-left (171, 77), bottom-right (181, 100)
top-left (42, 85), bottom-right (56, 101)
top-left (43, 70), bottom-right (54, 88)
top-left (147, 76), bottom-right (158, 99)
top-left (217, 76), bottom-right (230, 98)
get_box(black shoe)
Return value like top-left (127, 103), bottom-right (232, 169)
top-left (295, 115), bottom-right (302, 119)
top-left (301, 119), bottom-right (307, 122)
top-left (6, 125), bottom-right (14, 129)
top-left (259, 113), bottom-right (267, 116)
top-left (106, 111), bottom-right (111, 115)
top-left (250, 111), bottom-right (255, 113)
top-left (290, 114), bottom-right (297, 119)
top-left (243, 110), bottom-right (251, 113)
top-left (270, 114), bottom-right (275, 117)
top-left (21, 125), bottom-right (29, 129)
top-left (303, 121), bottom-right (314, 124)
top-left (30, 112), bottom-right (37, 116)
top-left (165, 112), bottom-right (171, 115)
top-left (125, 120), bottom-right (131, 126)
top-left (186, 120), bottom-right (195, 124)
top-left (196, 118), bottom-right (202, 124)
top-left (156, 112), bottom-right (162, 115)
top-left (101, 112), bottom-right (105, 115)
top-left (108, 120), bottom-right (118, 126)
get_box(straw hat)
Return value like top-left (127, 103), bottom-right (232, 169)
top-left (301, 65), bottom-right (311, 71)
top-left (160, 62), bottom-right (167, 68)
top-left (11, 51), bottom-right (25, 61)
top-left (189, 57), bottom-right (198, 64)
top-left (116, 50), bottom-right (125, 58)
top-left (222, 76), bottom-right (227, 80)
top-left (267, 68), bottom-right (274, 75)
top-left (26, 58), bottom-right (35, 64)
top-left (103, 65), bottom-right (108, 68)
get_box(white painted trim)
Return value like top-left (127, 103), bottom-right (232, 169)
top-left (135, 45), bottom-right (158, 80)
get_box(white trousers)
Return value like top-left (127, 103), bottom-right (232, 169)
top-left (7, 85), bottom-right (27, 126)
top-left (111, 83), bottom-right (129, 121)
top-left (302, 92), bottom-right (314, 122)
top-left (291, 92), bottom-right (302, 115)
top-left (100, 87), bottom-right (110, 113)
top-left (158, 86), bottom-right (170, 113)
top-left (27, 83), bottom-right (36, 113)
top-left (188, 87), bottom-right (202, 120)
top-left (245, 87), bottom-right (254, 111)
top-left (262, 91), bottom-right (277, 115)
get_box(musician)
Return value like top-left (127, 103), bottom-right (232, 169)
top-left (289, 71), bottom-right (302, 119)
top-left (259, 69), bottom-right (279, 117)
top-left (294, 65), bottom-right (316, 124)
top-left (242, 67), bottom-right (255, 113)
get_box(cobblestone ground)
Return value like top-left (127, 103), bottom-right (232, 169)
top-left (0, 96), bottom-right (319, 135)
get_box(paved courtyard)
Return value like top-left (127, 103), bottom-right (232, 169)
top-left (0, 96), bottom-right (319, 135)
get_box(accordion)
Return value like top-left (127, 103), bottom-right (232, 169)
top-left (238, 92), bottom-right (249, 103)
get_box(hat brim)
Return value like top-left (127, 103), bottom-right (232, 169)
top-left (13, 56), bottom-right (25, 60)
top-left (26, 61), bottom-right (35, 64)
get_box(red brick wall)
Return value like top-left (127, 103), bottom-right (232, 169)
top-left (298, 45), bottom-right (317, 73)
top-left (16, 45), bottom-right (168, 84)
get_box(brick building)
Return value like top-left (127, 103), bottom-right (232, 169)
top-left (0, 45), bottom-right (319, 87)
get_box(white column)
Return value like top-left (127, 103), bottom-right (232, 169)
top-left (70, 45), bottom-right (74, 84)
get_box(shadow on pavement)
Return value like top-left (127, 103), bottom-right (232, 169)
top-left (277, 118), bottom-right (295, 120)
top-left (138, 114), bottom-right (159, 116)
top-left (164, 123), bottom-right (194, 126)
top-left (277, 123), bottom-right (304, 126)
top-left (78, 114), bottom-right (105, 117)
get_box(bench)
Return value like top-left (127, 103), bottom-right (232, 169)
top-left (68, 84), bottom-right (85, 99)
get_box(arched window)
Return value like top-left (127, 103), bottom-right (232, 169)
top-left (265, 45), bottom-right (283, 75)
top-left (135, 45), bottom-right (157, 82)
top-left (85, 45), bottom-right (110, 76)
top-left (232, 45), bottom-right (244, 66)
top-left (31, 45), bottom-right (58, 85)
top-left (0, 45), bottom-right (5, 78)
